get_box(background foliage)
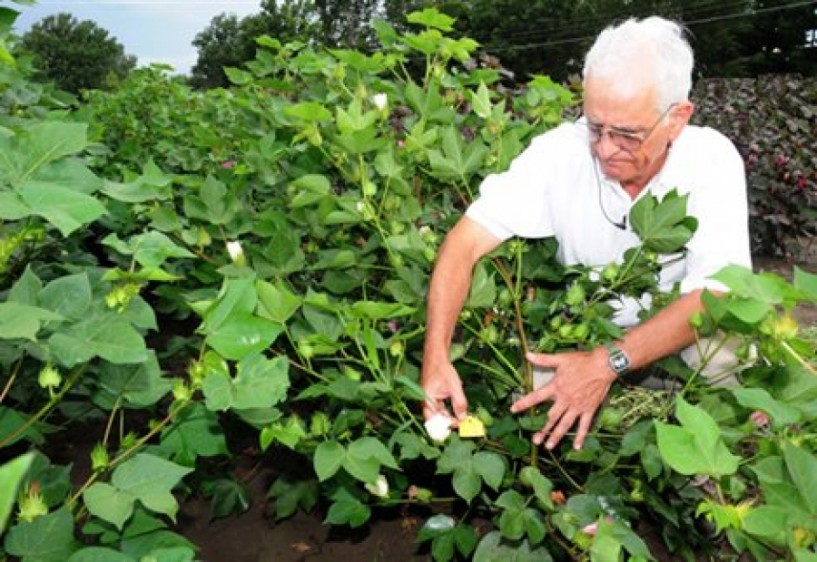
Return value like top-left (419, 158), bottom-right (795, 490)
top-left (692, 74), bottom-right (817, 258)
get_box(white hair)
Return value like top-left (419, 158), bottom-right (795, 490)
top-left (582, 17), bottom-right (694, 112)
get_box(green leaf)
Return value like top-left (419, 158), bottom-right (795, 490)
top-left (39, 273), bottom-right (92, 320)
top-left (629, 190), bottom-right (695, 253)
top-left (732, 388), bottom-right (802, 427)
top-left (102, 231), bottom-right (195, 269)
top-left (4, 507), bottom-right (79, 561)
top-left (350, 300), bottom-right (416, 319)
top-left (519, 466), bottom-right (554, 509)
top-left (0, 452), bottom-right (34, 533)
top-left (314, 440), bottom-right (345, 481)
top-left (267, 475), bottom-right (319, 520)
top-left (0, 122), bottom-right (87, 183)
top-left (224, 66), bottom-right (252, 85)
top-left (48, 313), bottom-right (148, 366)
top-left (18, 182), bottom-right (107, 236)
top-left (160, 404), bottom-right (228, 464)
top-left (260, 416), bottom-right (306, 451)
top-left (793, 266), bottom-right (817, 300)
top-left (202, 478), bottom-right (251, 519)
top-left (234, 355), bottom-right (290, 409)
top-left (347, 437), bottom-right (399, 473)
top-left (205, 313), bottom-right (284, 361)
top-left (406, 7), bottom-right (455, 31)
top-left (784, 442), bottom-right (817, 514)
top-left (83, 482), bottom-right (136, 531)
top-left (473, 530), bottom-right (552, 562)
top-left (742, 506), bottom-right (788, 543)
top-left (256, 280), bottom-right (301, 324)
top-left (202, 277), bottom-right (257, 332)
top-left (111, 454), bottom-right (192, 521)
top-left (0, 302), bottom-right (62, 341)
top-left (93, 354), bottom-right (171, 409)
top-left (201, 354), bottom-right (289, 411)
top-left (0, 406), bottom-right (44, 447)
top-left (324, 496), bottom-right (370, 527)
top-left (284, 101), bottom-right (332, 122)
top-left (473, 452), bottom-right (505, 490)
top-left (711, 265), bottom-right (792, 305)
top-left (66, 547), bottom-right (136, 562)
top-left (654, 397), bottom-right (740, 477)
top-left (470, 82), bottom-right (492, 119)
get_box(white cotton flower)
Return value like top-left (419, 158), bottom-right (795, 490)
top-left (372, 92), bottom-right (388, 111)
top-left (226, 241), bottom-right (245, 264)
top-left (424, 413), bottom-right (453, 443)
top-left (365, 474), bottom-right (389, 498)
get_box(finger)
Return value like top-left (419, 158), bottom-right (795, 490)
top-left (422, 398), bottom-right (450, 421)
top-left (533, 402), bottom-right (566, 446)
top-left (543, 410), bottom-right (578, 450)
top-left (449, 380), bottom-right (469, 421)
top-left (510, 385), bottom-right (554, 414)
top-left (525, 352), bottom-right (561, 368)
top-left (572, 412), bottom-right (595, 451)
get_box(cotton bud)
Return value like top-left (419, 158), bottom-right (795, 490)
top-left (372, 93), bottom-right (388, 111)
top-left (365, 474), bottom-right (389, 498)
top-left (424, 413), bottom-right (453, 442)
top-left (226, 241), bottom-right (246, 266)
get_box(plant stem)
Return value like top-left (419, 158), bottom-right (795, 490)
top-left (0, 357), bottom-right (23, 405)
top-left (68, 398), bottom-right (193, 509)
top-left (0, 363), bottom-right (88, 449)
top-left (781, 340), bottom-right (817, 375)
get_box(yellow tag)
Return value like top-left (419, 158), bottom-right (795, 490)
top-left (458, 415), bottom-right (486, 438)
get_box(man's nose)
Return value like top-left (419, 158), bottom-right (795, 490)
top-left (593, 132), bottom-right (621, 159)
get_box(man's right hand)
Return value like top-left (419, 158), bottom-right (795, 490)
top-left (421, 358), bottom-right (468, 422)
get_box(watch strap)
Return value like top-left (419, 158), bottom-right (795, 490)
top-left (606, 343), bottom-right (631, 377)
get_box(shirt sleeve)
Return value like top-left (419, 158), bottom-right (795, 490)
top-left (465, 127), bottom-right (567, 240)
top-left (680, 129), bottom-right (752, 294)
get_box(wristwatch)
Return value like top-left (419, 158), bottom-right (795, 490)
top-left (606, 343), bottom-right (631, 377)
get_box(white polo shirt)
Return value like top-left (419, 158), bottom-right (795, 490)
top-left (466, 120), bottom-right (752, 326)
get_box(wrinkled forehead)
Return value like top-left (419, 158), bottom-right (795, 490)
top-left (582, 75), bottom-right (661, 123)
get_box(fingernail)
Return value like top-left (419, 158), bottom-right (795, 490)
top-left (546, 441), bottom-right (554, 450)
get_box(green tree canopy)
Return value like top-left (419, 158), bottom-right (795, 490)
top-left (17, 12), bottom-right (136, 94)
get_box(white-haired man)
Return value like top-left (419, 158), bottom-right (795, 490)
top-left (421, 17), bottom-right (751, 450)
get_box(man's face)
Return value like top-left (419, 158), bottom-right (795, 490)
top-left (582, 77), bottom-right (680, 189)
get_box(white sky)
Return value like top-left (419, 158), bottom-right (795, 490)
top-left (13, 0), bottom-right (263, 75)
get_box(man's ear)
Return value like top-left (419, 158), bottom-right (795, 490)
top-left (669, 101), bottom-right (694, 138)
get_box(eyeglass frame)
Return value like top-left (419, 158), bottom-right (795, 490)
top-left (584, 102), bottom-right (679, 153)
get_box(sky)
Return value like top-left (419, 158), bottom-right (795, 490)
top-left (13, 0), bottom-right (264, 75)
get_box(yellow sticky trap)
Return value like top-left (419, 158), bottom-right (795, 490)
top-left (458, 415), bottom-right (486, 438)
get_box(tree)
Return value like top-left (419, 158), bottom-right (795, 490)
top-left (737, 0), bottom-right (817, 75)
top-left (17, 13), bottom-right (136, 93)
top-left (190, 0), bottom-right (319, 89)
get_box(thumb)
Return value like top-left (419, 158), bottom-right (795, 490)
top-left (526, 351), bottom-right (560, 368)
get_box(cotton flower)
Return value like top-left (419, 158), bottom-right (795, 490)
top-left (750, 410), bottom-right (770, 428)
top-left (372, 93), bottom-right (388, 111)
top-left (226, 241), bottom-right (245, 265)
top-left (365, 474), bottom-right (389, 498)
top-left (424, 413), bottom-right (453, 442)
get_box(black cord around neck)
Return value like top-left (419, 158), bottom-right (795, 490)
top-left (593, 159), bottom-right (627, 230)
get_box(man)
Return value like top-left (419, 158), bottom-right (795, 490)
top-left (421, 17), bottom-right (751, 451)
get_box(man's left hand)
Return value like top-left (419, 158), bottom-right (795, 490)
top-left (510, 349), bottom-right (617, 450)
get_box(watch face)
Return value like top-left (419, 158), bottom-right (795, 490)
top-left (611, 354), bottom-right (629, 372)
top-left (608, 347), bottom-right (630, 374)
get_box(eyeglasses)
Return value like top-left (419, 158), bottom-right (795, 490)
top-left (585, 103), bottom-right (677, 153)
